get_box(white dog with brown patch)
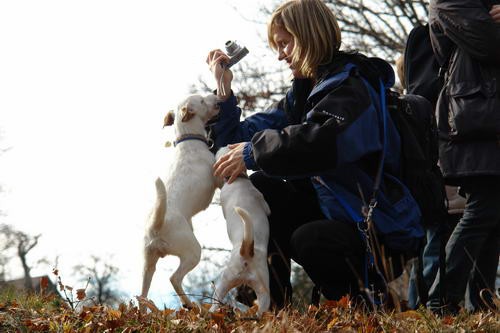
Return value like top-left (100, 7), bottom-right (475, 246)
top-left (141, 94), bottom-right (219, 308)
top-left (211, 146), bottom-right (271, 316)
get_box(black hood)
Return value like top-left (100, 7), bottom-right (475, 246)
top-left (317, 51), bottom-right (395, 92)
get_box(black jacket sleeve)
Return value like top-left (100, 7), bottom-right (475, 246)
top-left (251, 75), bottom-right (371, 177)
top-left (430, 0), bottom-right (500, 64)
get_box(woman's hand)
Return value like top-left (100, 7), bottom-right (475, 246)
top-left (214, 143), bottom-right (247, 184)
top-left (491, 5), bottom-right (500, 23)
top-left (206, 49), bottom-right (233, 101)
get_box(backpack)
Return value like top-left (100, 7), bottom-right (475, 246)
top-left (386, 91), bottom-right (447, 227)
top-left (403, 24), bottom-right (443, 107)
top-left (395, 23), bottom-right (448, 227)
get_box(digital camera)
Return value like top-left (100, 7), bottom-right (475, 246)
top-left (224, 40), bottom-right (249, 68)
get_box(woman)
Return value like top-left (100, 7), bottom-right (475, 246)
top-left (206, 0), bottom-right (421, 308)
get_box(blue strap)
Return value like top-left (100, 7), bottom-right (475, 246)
top-left (373, 79), bottom-right (387, 195)
top-left (316, 78), bottom-right (389, 303)
top-left (314, 177), bottom-right (363, 223)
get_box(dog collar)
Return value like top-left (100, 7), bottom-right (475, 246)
top-left (174, 134), bottom-right (212, 148)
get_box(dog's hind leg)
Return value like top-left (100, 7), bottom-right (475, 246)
top-left (170, 234), bottom-right (202, 309)
top-left (141, 178), bottom-right (166, 299)
top-left (141, 250), bottom-right (159, 299)
top-left (210, 272), bottom-right (238, 312)
top-left (249, 271), bottom-right (271, 315)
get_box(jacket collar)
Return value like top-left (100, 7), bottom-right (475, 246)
top-left (316, 51), bottom-right (395, 92)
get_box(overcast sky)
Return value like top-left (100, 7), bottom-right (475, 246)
top-left (0, 0), bottom-right (273, 308)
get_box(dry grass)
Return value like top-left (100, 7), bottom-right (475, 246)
top-left (1, 289), bottom-right (499, 333)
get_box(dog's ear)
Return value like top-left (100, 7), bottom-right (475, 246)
top-left (181, 106), bottom-right (195, 122)
top-left (164, 111), bottom-right (175, 127)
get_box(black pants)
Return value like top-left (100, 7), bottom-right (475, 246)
top-left (250, 172), bottom-right (366, 308)
top-left (427, 177), bottom-right (500, 312)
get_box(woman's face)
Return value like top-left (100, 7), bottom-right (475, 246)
top-left (272, 26), bottom-right (306, 78)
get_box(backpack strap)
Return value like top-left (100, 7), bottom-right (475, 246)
top-left (368, 79), bottom-right (388, 217)
top-left (315, 78), bottom-right (389, 306)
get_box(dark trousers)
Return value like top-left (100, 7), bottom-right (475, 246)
top-left (408, 213), bottom-right (461, 309)
top-left (250, 172), bottom-right (366, 308)
top-left (427, 177), bottom-right (500, 311)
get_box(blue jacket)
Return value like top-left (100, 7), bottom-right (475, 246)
top-left (210, 53), bottom-right (422, 251)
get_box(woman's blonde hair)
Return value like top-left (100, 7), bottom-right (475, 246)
top-left (268, 0), bottom-right (342, 79)
top-left (395, 55), bottom-right (406, 90)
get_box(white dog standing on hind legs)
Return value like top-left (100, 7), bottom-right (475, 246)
top-left (141, 94), bottom-right (220, 309)
top-left (211, 146), bottom-right (271, 316)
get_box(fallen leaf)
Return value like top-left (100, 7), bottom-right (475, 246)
top-left (211, 312), bottom-right (225, 326)
top-left (106, 319), bottom-right (123, 330)
top-left (327, 317), bottom-right (338, 330)
top-left (323, 300), bottom-right (337, 308)
top-left (442, 315), bottom-right (454, 325)
top-left (162, 308), bottom-right (175, 316)
top-left (107, 309), bottom-right (122, 319)
top-left (79, 311), bottom-right (93, 322)
top-left (337, 295), bottom-right (351, 308)
top-left (396, 310), bottom-right (422, 320)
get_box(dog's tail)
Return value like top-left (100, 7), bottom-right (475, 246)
top-left (150, 177), bottom-right (167, 232)
top-left (234, 206), bottom-right (254, 258)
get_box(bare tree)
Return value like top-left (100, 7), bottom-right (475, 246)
top-left (327, 0), bottom-right (428, 61)
top-left (0, 224), bottom-right (41, 289)
top-left (73, 255), bottom-right (123, 307)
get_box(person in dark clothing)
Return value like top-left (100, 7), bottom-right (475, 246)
top-left (206, 0), bottom-right (421, 309)
top-left (426, 0), bottom-right (500, 313)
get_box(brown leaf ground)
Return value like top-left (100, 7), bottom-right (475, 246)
top-left (1, 289), bottom-right (499, 332)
